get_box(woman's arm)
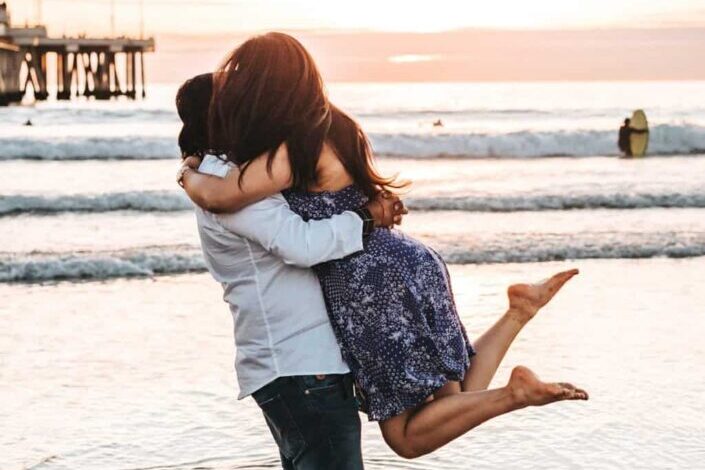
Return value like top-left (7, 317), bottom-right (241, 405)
top-left (181, 144), bottom-right (292, 213)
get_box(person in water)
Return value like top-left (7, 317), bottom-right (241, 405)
top-left (619, 118), bottom-right (633, 156)
top-left (179, 32), bottom-right (588, 463)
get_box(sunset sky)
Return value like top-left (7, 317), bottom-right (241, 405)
top-left (9, 0), bottom-right (705, 35)
top-left (6, 0), bottom-right (705, 82)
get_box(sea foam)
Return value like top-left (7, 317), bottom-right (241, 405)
top-left (4, 232), bottom-right (704, 282)
top-left (1, 124), bottom-right (704, 160)
top-left (0, 191), bottom-right (191, 215)
top-left (370, 124), bottom-right (705, 158)
top-left (4, 189), bottom-right (705, 216)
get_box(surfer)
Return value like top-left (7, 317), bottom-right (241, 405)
top-left (433, 119), bottom-right (444, 127)
top-left (618, 118), bottom-right (632, 156)
top-left (619, 116), bottom-right (649, 158)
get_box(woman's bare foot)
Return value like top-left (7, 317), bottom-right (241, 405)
top-left (508, 365), bottom-right (588, 409)
top-left (507, 269), bottom-right (579, 325)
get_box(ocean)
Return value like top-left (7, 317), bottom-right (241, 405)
top-left (2, 81), bottom-right (704, 469)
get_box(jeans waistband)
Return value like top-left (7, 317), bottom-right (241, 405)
top-left (253, 373), bottom-right (354, 404)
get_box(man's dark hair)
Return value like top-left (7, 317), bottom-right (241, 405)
top-left (176, 73), bottom-right (215, 158)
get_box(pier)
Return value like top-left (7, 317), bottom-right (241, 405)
top-left (0, 1), bottom-right (155, 106)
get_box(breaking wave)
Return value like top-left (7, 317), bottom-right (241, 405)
top-left (0, 136), bottom-right (180, 160)
top-left (0, 247), bottom-right (205, 283)
top-left (370, 124), bottom-right (705, 158)
top-left (0, 191), bottom-right (191, 215)
top-left (5, 189), bottom-right (705, 216)
top-left (2, 124), bottom-right (704, 160)
top-left (3, 232), bottom-right (704, 282)
top-left (405, 191), bottom-right (705, 212)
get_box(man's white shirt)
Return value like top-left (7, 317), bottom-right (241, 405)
top-left (194, 155), bottom-right (363, 398)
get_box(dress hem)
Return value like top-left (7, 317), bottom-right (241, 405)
top-left (365, 346), bottom-right (476, 422)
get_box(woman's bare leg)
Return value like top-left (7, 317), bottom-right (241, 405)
top-left (380, 269), bottom-right (584, 457)
top-left (430, 269), bottom-right (577, 400)
top-left (463, 269), bottom-right (579, 391)
top-left (380, 366), bottom-right (588, 459)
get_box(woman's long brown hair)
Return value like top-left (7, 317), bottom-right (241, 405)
top-left (208, 32), bottom-right (405, 199)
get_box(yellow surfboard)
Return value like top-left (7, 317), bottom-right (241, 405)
top-left (630, 109), bottom-right (649, 158)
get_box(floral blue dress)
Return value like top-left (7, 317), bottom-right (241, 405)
top-left (283, 185), bottom-right (475, 421)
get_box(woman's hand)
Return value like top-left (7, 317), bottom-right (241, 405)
top-left (366, 191), bottom-right (408, 228)
top-left (182, 155), bottom-right (203, 170)
top-left (176, 155), bottom-right (203, 188)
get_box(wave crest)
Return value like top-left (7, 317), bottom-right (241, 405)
top-left (0, 136), bottom-right (179, 160)
top-left (0, 192), bottom-right (191, 216)
top-left (5, 189), bottom-right (705, 216)
top-left (3, 233), bottom-right (704, 282)
top-left (0, 247), bottom-right (204, 282)
top-left (370, 124), bottom-right (705, 158)
top-left (406, 191), bottom-right (705, 212)
top-left (2, 124), bottom-right (704, 160)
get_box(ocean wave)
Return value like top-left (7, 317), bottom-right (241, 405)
top-left (436, 232), bottom-right (705, 265)
top-left (0, 247), bottom-right (205, 282)
top-left (370, 124), bottom-right (705, 158)
top-left (5, 189), bottom-right (705, 216)
top-left (0, 107), bottom-right (177, 126)
top-left (0, 191), bottom-right (191, 216)
top-left (3, 233), bottom-right (704, 282)
top-left (406, 191), bottom-right (705, 212)
top-left (353, 108), bottom-right (557, 118)
top-left (0, 136), bottom-right (179, 160)
top-left (1, 124), bottom-right (704, 160)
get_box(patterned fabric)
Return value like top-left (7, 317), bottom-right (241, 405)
top-left (283, 185), bottom-right (475, 422)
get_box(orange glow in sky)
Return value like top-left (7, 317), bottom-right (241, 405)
top-left (7, 0), bottom-right (705, 36)
top-left (6, 0), bottom-right (705, 83)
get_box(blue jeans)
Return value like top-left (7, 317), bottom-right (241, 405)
top-left (252, 374), bottom-right (364, 470)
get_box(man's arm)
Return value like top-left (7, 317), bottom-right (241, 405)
top-left (209, 192), bottom-right (404, 268)
top-left (192, 155), bottom-right (405, 267)
top-left (212, 196), bottom-right (365, 268)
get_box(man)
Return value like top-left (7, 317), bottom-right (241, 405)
top-left (618, 118), bottom-right (632, 157)
top-left (180, 154), bottom-right (405, 469)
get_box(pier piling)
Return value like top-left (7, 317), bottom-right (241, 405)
top-left (0, 1), bottom-right (155, 106)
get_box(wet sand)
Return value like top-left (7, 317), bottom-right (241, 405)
top-left (2, 257), bottom-right (704, 469)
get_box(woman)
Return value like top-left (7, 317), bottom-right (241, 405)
top-left (178, 33), bottom-right (587, 459)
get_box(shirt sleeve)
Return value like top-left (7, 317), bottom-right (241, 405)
top-left (212, 194), bottom-right (364, 268)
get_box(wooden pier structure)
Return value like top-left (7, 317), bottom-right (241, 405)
top-left (0, 2), bottom-right (155, 106)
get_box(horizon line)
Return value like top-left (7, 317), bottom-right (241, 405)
top-left (150, 24), bottom-right (705, 37)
